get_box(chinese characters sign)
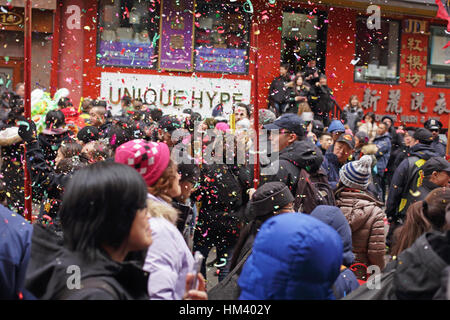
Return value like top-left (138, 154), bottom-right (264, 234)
top-left (401, 35), bottom-right (427, 87)
top-left (158, 0), bottom-right (195, 71)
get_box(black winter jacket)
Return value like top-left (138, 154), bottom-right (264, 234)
top-left (385, 143), bottom-right (438, 220)
top-left (260, 139), bottom-right (324, 197)
top-left (25, 224), bottom-right (149, 300)
top-left (37, 130), bottom-right (71, 164)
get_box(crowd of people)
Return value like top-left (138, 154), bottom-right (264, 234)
top-left (1, 75), bottom-right (450, 300)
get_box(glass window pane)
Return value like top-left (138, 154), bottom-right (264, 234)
top-left (427, 26), bottom-right (450, 88)
top-left (354, 17), bottom-right (400, 84)
top-left (97, 0), bottom-right (160, 69)
top-left (193, 1), bottom-right (250, 74)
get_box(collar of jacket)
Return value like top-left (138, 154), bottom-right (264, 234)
top-left (335, 187), bottom-right (384, 206)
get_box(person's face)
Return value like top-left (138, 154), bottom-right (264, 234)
top-left (350, 98), bottom-right (359, 107)
top-left (320, 135), bottom-right (333, 150)
top-left (383, 119), bottom-right (392, 129)
top-left (280, 67), bottom-right (288, 76)
top-left (235, 107), bottom-right (248, 122)
top-left (332, 131), bottom-right (342, 142)
top-left (430, 129), bottom-right (439, 139)
top-left (162, 131), bottom-right (174, 148)
top-left (127, 207), bottom-right (152, 252)
top-left (431, 171), bottom-right (450, 187)
top-left (16, 85), bottom-right (25, 98)
top-left (377, 124), bottom-right (387, 136)
top-left (269, 129), bottom-right (295, 153)
top-left (167, 171), bottom-right (182, 199)
top-left (55, 148), bottom-right (64, 166)
top-left (308, 60), bottom-right (316, 68)
top-left (319, 77), bottom-right (327, 86)
top-left (89, 110), bottom-right (103, 127)
top-left (333, 141), bottom-right (352, 164)
top-left (404, 133), bottom-right (413, 147)
top-left (364, 115), bottom-right (372, 123)
top-left (296, 77), bottom-right (303, 86)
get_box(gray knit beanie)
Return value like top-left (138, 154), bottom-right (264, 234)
top-left (339, 155), bottom-right (373, 189)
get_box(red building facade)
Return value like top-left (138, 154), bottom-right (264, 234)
top-left (2, 0), bottom-right (449, 127)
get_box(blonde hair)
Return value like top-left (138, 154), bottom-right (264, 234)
top-left (146, 199), bottom-right (179, 225)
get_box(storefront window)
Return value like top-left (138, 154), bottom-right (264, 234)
top-left (97, 0), bottom-right (160, 68)
top-left (354, 17), bottom-right (400, 84)
top-left (280, 10), bottom-right (328, 74)
top-left (193, 1), bottom-right (251, 74)
top-left (427, 25), bottom-right (450, 88)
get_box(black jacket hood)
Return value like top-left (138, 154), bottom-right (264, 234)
top-left (409, 143), bottom-right (438, 160)
top-left (279, 140), bottom-right (324, 173)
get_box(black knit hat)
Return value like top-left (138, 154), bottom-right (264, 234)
top-left (249, 182), bottom-right (295, 218)
top-left (413, 128), bottom-right (433, 145)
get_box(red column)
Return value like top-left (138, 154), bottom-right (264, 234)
top-left (24, 0), bottom-right (32, 221)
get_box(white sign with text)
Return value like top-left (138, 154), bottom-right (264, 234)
top-left (100, 72), bottom-right (252, 117)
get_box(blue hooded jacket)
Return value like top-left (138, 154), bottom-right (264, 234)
top-left (310, 206), bottom-right (360, 299)
top-left (238, 213), bottom-right (343, 300)
top-left (0, 204), bottom-right (34, 299)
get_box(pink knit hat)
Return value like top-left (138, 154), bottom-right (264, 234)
top-left (114, 139), bottom-right (170, 187)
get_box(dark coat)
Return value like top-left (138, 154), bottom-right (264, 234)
top-left (37, 130), bottom-right (71, 164)
top-left (260, 139), bottom-right (324, 196)
top-left (431, 136), bottom-right (446, 157)
top-left (311, 84), bottom-right (334, 115)
top-left (321, 152), bottom-right (343, 190)
top-left (386, 143), bottom-right (438, 220)
top-left (341, 106), bottom-right (364, 133)
top-left (25, 140), bottom-right (72, 232)
top-left (268, 75), bottom-right (291, 105)
top-left (388, 231), bottom-right (450, 300)
top-left (310, 205), bottom-right (360, 299)
top-left (0, 204), bottom-right (34, 299)
top-left (287, 84), bottom-right (312, 114)
top-left (373, 133), bottom-right (391, 177)
top-left (25, 224), bottom-right (148, 300)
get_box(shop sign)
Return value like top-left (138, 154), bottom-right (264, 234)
top-left (361, 88), bottom-right (448, 124)
top-left (0, 11), bottom-right (23, 26)
top-left (403, 19), bottom-right (429, 35)
top-left (158, 0), bottom-right (196, 71)
top-left (100, 72), bottom-right (251, 117)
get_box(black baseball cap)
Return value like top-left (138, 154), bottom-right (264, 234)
top-left (336, 133), bottom-right (355, 150)
top-left (263, 113), bottom-right (304, 138)
top-left (422, 157), bottom-right (450, 176)
top-left (413, 128), bottom-right (434, 144)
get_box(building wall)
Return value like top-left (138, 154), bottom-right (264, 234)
top-left (72, 0), bottom-right (449, 126)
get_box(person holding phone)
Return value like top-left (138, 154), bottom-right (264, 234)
top-left (115, 139), bottom-right (207, 300)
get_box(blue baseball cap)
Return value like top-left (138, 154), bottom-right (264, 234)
top-left (263, 113), bottom-right (305, 137)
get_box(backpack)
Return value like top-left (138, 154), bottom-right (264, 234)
top-left (207, 249), bottom-right (253, 300)
top-left (294, 167), bottom-right (336, 214)
top-left (397, 156), bottom-right (427, 219)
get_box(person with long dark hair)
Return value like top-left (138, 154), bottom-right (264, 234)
top-left (391, 187), bottom-right (450, 257)
top-left (25, 162), bottom-right (152, 299)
